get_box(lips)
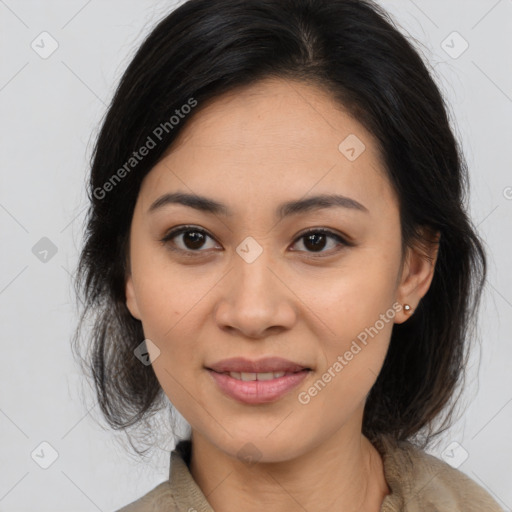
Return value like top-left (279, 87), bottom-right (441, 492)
top-left (206, 357), bottom-right (312, 404)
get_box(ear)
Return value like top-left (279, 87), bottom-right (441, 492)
top-left (394, 227), bottom-right (440, 324)
top-left (125, 273), bottom-right (142, 320)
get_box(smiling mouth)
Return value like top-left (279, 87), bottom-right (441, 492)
top-left (206, 367), bottom-right (312, 404)
top-left (214, 370), bottom-right (309, 381)
top-left (205, 356), bottom-right (312, 403)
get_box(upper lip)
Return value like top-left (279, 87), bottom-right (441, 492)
top-left (207, 357), bottom-right (310, 374)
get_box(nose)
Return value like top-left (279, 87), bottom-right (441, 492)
top-left (213, 247), bottom-right (297, 339)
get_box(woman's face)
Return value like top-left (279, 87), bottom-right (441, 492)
top-left (125, 77), bottom-right (436, 462)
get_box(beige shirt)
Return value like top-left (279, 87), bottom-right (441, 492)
top-left (116, 435), bottom-right (504, 511)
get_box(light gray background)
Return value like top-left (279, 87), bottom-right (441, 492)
top-left (1, 0), bottom-right (511, 510)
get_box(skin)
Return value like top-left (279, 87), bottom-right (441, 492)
top-left (125, 77), bottom-right (439, 512)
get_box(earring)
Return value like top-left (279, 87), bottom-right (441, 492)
top-left (403, 304), bottom-right (412, 313)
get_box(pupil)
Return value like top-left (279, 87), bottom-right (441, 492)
top-left (305, 233), bottom-right (326, 251)
top-left (184, 231), bottom-right (204, 249)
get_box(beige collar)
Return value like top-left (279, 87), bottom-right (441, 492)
top-left (161, 436), bottom-right (502, 512)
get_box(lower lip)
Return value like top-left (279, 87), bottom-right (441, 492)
top-left (207, 369), bottom-right (310, 404)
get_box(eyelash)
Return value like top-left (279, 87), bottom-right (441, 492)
top-left (159, 225), bottom-right (352, 259)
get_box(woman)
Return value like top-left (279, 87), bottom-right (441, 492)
top-left (73, 0), bottom-right (504, 510)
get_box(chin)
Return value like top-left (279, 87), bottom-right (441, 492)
top-left (209, 427), bottom-right (311, 465)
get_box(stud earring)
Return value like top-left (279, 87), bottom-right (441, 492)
top-left (403, 304), bottom-right (412, 313)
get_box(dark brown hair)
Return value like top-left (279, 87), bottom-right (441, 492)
top-left (73, 0), bottom-right (487, 455)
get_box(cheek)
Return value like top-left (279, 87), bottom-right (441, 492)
top-left (131, 241), bottom-right (193, 327)
top-left (304, 301), bottom-right (394, 419)
top-left (313, 252), bottom-right (399, 329)
top-left (129, 261), bottom-right (192, 363)
top-left (135, 277), bottom-right (203, 409)
top-left (307, 248), bottom-right (399, 377)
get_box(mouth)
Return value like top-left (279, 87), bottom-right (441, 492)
top-left (205, 357), bottom-right (312, 404)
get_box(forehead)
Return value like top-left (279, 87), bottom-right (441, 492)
top-left (171, 77), bottom-right (377, 154)
top-left (140, 77), bottom-right (397, 218)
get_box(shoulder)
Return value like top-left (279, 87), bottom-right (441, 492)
top-left (114, 481), bottom-right (177, 512)
top-left (375, 435), bottom-right (504, 511)
top-left (114, 442), bottom-right (210, 512)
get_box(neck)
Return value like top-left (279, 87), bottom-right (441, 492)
top-left (189, 426), bottom-right (390, 512)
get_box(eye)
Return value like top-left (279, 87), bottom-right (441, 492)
top-left (290, 228), bottom-right (350, 256)
top-left (160, 225), bottom-right (219, 255)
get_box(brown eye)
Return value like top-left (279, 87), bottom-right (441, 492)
top-left (160, 226), bottom-right (219, 253)
top-left (303, 232), bottom-right (328, 251)
top-left (291, 229), bottom-right (349, 256)
top-left (181, 230), bottom-right (207, 250)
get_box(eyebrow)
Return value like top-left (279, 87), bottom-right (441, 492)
top-left (148, 191), bottom-right (369, 218)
